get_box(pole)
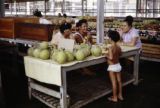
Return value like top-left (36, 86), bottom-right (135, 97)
top-left (62, 0), bottom-right (65, 14)
top-left (82, 0), bottom-right (84, 16)
top-left (96, 0), bottom-right (104, 44)
top-left (0, 0), bottom-right (5, 17)
top-left (136, 0), bottom-right (138, 17)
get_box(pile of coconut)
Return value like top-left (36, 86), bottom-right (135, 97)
top-left (27, 41), bottom-right (103, 64)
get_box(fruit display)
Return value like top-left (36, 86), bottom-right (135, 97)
top-left (50, 17), bottom-right (75, 26)
top-left (86, 17), bottom-right (160, 43)
top-left (27, 41), bottom-right (103, 64)
top-left (27, 41), bottom-right (50, 60)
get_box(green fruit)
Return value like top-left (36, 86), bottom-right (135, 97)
top-left (51, 49), bottom-right (58, 61)
top-left (27, 47), bottom-right (34, 56)
top-left (91, 45), bottom-right (102, 57)
top-left (75, 50), bottom-right (85, 61)
top-left (65, 51), bottom-right (74, 62)
top-left (39, 49), bottom-right (50, 60)
top-left (39, 41), bottom-right (48, 49)
top-left (56, 51), bottom-right (67, 64)
top-left (33, 48), bottom-right (41, 58)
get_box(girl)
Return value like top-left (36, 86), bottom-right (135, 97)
top-left (106, 30), bottom-right (123, 102)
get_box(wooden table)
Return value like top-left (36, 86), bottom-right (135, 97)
top-left (24, 46), bottom-right (140, 108)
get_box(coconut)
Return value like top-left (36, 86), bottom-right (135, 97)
top-left (33, 48), bottom-right (41, 58)
top-left (65, 51), bottom-right (74, 62)
top-left (39, 49), bottom-right (50, 60)
top-left (56, 50), bottom-right (67, 64)
top-left (91, 45), bottom-right (102, 57)
top-left (39, 41), bottom-right (48, 50)
top-left (75, 49), bottom-right (85, 61)
top-left (27, 47), bottom-right (34, 56)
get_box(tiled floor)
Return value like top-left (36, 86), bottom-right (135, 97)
top-left (0, 60), bottom-right (160, 108)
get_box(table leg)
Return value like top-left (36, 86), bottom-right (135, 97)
top-left (60, 70), bottom-right (67, 108)
top-left (28, 78), bottom-right (32, 100)
top-left (133, 53), bottom-right (140, 85)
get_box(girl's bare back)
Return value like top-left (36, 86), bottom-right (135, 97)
top-left (108, 45), bottom-right (121, 65)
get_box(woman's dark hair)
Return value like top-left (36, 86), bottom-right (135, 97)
top-left (63, 13), bottom-right (67, 18)
top-left (124, 15), bottom-right (133, 27)
top-left (108, 30), bottom-right (120, 42)
top-left (33, 9), bottom-right (42, 17)
top-left (59, 23), bottom-right (72, 34)
top-left (76, 19), bottom-right (88, 27)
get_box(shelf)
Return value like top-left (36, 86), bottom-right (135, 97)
top-left (68, 72), bottom-right (134, 108)
top-left (32, 90), bottom-right (61, 108)
top-left (141, 39), bottom-right (160, 45)
top-left (31, 72), bottom-right (134, 108)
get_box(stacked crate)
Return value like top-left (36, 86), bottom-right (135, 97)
top-left (142, 43), bottom-right (160, 59)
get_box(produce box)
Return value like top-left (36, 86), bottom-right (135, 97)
top-left (0, 17), bottom-right (39, 39)
top-left (0, 18), bottom-right (15, 38)
top-left (15, 23), bottom-right (55, 41)
top-left (142, 43), bottom-right (160, 59)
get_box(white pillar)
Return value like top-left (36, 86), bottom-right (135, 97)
top-left (82, 0), bottom-right (84, 16)
top-left (50, 0), bottom-right (55, 15)
top-left (96, 0), bottom-right (104, 44)
top-left (27, 2), bottom-right (30, 15)
top-left (62, 0), bottom-right (65, 14)
top-left (153, 0), bottom-right (158, 18)
top-left (13, 1), bottom-right (17, 15)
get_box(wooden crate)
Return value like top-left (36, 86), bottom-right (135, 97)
top-left (15, 22), bottom-right (55, 41)
top-left (0, 17), bottom-right (39, 39)
top-left (142, 43), bottom-right (160, 59)
top-left (0, 18), bottom-right (15, 38)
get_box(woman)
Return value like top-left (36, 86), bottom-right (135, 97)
top-left (74, 19), bottom-right (95, 75)
top-left (120, 16), bottom-right (141, 74)
top-left (121, 16), bottom-right (142, 48)
top-left (74, 19), bottom-right (93, 45)
top-left (51, 22), bottom-right (72, 46)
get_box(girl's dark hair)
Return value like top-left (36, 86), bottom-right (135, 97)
top-left (124, 15), bottom-right (133, 27)
top-left (76, 19), bottom-right (88, 27)
top-left (108, 30), bottom-right (120, 42)
top-left (60, 23), bottom-right (72, 33)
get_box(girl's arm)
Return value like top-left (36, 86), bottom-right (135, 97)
top-left (106, 47), bottom-right (113, 60)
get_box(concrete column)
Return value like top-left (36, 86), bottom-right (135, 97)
top-left (62, 0), bottom-right (65, 14)
top-left (13, 1), bottom-right (17, 15)
top-left (97, 0), bottom-right (104, 44)
top-left (50, 0), bottom-right (55, 15)
top-left (82, 0), bottom-right (84, 16)
top-left (27, 2), bottom-right (30, 15)
top-left (0, 0), bottom-right (5, 17)
top-left (136, 0), bottom-right (139, 17)
top-left (153, 0), bottom-right (159, 18)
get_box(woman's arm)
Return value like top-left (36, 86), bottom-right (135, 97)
top-left (87, 35), bottom-right (93, 44)
top-left (74, 34), bottom-right (83, 44)
top-left (122, 37), bottom-right (139, 46)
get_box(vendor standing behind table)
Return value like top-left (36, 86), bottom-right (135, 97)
top-left (74, 19), bottom-right (93, 45)
top-left (50, 22), bottom-right (73, 46)
top-left (120, 15), bottom-right (142, 48)
top-left (73, 19), bottom-right (95, 76)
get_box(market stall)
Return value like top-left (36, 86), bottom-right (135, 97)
top-left (24, 45), bottom-right (140, 108)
